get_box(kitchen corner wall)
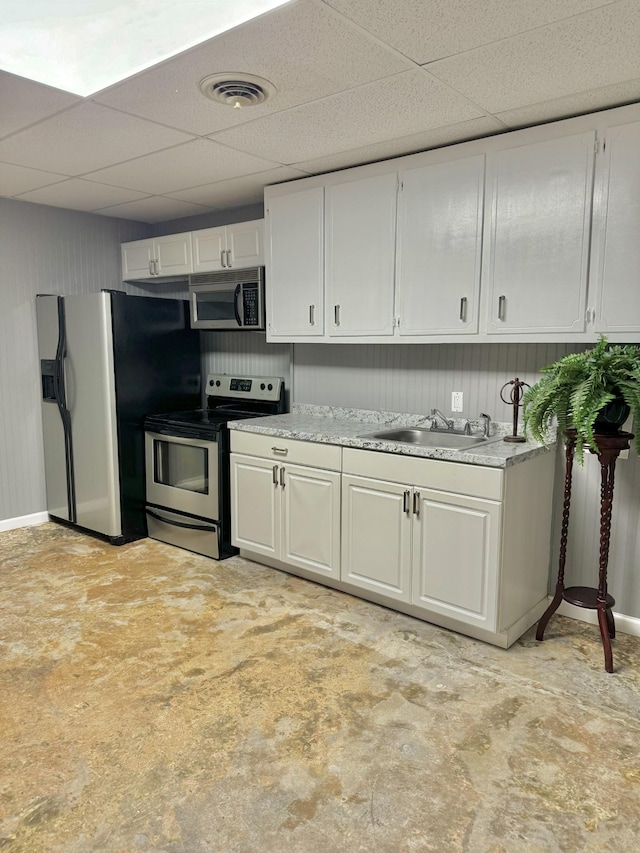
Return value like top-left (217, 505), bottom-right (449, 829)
top-left (0, 197), bottom-right (151, 524)
top-left (292, 341), bottom-right (640, 623)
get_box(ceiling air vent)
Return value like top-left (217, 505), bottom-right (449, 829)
top-left (199, 73), bottom-right (275, 109)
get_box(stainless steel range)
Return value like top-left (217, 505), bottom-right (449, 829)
top-left (144, 374), bottom-right (285, 559)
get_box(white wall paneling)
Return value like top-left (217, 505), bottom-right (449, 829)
top-left (201, 332), bottom-right (292, 408)
top-left (0, 197), bottom-right (151, 524)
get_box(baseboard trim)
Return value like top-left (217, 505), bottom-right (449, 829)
top-left (0, 512), bottom-right (49, 533)
top-left (557, 600), bottom-right (640, 638)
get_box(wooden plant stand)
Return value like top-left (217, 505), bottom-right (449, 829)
top-left (536, 429), bottom-right (634, 673)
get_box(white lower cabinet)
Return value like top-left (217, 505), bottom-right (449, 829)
top-left (342, 475), bottom-right (499, 629)
top-left (340, 447), bottom-right (555, 645)
top-left (341, 476), bottom-right (412, 603)
top-left (412, 488), bottom-right (500, 630)
top-left (230, 433), bottom-right (341, 580)
top-left (231, 431), bottom-right (555, 648)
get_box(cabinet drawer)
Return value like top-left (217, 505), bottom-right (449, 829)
top-left (342, 447), bottom-right (502, 501)
top-left (230, 431), bottom-right (342, 471)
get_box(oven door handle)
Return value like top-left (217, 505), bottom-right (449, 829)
top-left (146, 509), bottom-right (217, 532)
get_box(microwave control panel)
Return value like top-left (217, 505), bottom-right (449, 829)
top-left (241, 283), bottom-right (260, 326)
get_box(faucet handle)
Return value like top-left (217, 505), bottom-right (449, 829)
top-left (479, 413), bottom-right (491, 437)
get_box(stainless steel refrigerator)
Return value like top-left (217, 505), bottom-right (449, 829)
top-left (36, 291), bottom-right (201, 544)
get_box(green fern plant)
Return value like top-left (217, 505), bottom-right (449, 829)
top-left (523, 336), bottom-right (640, 464)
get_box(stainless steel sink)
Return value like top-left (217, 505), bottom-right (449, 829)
top-left (358, 427), bottom-right (491, 449)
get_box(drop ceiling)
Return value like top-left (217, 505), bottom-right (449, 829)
top-left (1, 0), bottom-right (639, 224)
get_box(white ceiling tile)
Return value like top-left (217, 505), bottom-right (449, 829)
top-left (93, 0), bottom-right (412, 135)
top-left (292, 116), bottom-right (508, 173)
top-left (210, 69), bottom-right (484, 164)
top-left (325, 0), bottom-right (612, 64)
top-left (95, 196), bottom-right (217, 223)
top-left (426, 0), bottom-right (640, 114)
top-left (0, 72), bottom-right (81, 139)
top-left (496, 78), bottom-right (640, 128)
top-left (0, 162), bottom-right (68, 196)
top-left (0, 103), bottom-right (194, 175)
top-left (167, 166), bottom-right (310, 207)
top-left (85, 139), bottom-right (281, 194)
top-left (16, 179), bottom-right (149, 211)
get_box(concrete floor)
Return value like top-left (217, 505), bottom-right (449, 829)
top-left (2, 523), bottom-right (640, 853)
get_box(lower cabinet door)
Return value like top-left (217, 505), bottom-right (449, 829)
top-left (412, 488), bottom-right (501, 630)
top-left (231, 454), bottom-right (280, 558)
top-left (281, 464), bottom-right (341, 578)
top-left (341, 475), bottom-right (412, 603)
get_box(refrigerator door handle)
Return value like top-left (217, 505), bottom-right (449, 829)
top-left (54, 297), bottom-right (77, 524)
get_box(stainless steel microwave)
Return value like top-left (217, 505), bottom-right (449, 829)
top-left (189, 267), bottom-right (265, 330)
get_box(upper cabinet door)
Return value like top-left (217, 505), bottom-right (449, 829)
top-left (326, 171), bottom-right (398, 337)
top-left (266, 186), bottom-right (325, 339)
top-left (483, 132), bottom-right (595, 334)
top-left (192, 226), bottom-right (227, 273)
top-left (590, 121), bottom-right (640, 334)
top-left (397, 155), bottom-right (485, 335)
top-left (227, 220), bottom-right (264, 268)
top-left (155, 232), bottom-right (192, 277)
top-left (121, 238), bottom-right (154, 280)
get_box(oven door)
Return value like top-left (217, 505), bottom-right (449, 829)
top-left (145, 431), bottom-right (219, 520)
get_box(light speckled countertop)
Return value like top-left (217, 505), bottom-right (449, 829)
top-left (229, 404), bottom-right (556, 468)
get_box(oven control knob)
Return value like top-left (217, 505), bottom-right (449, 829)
top-left (260, 383), bottom-right (265, 390)
top-left (209, 379), bottom-right (214, 386)
top-left (216, 380), bottom-right (221, 387)
top-left (268, 383), bottom-right (273, 391)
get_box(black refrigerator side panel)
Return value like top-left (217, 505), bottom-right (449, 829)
top-left (111, 294), bottom-right (201, 542)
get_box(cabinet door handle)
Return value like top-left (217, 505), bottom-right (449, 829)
top-left (413, 491), bottom-right (420, 516)
top-left (309, 304), bottom-right (315, 326)
top-left (334, 304), bottom-right (340, 326)
top-left (280, 466), bottom-right (285, 487)
top-left (498, 295), bottom-right (506, 321)
top-left (220, 250), bottom-right (226, 268)
top-left (459, 296), bottom-right (467, 322)
top-left (271, 446), bottom-right (288, 455)
top-left (151, 259), bottom-right (159, 276)
top-left (403, 490), bottom-right (411, 514)
top-left (226, 249), bottom-right (232, 268)
top-left (272, 464), bottom-right (278, 486)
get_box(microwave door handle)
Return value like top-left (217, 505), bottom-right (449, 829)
top-left (234, 284), bottom-right (242, 327)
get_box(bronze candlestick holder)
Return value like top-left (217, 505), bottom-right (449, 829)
top-left (500, 377), bottom-right (530, 443)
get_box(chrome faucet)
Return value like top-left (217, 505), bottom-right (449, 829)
top-left (479, 413), bottom-right (491, 438)
top-left (430, 408), bottom-right (454, 431)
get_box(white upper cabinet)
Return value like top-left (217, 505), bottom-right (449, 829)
top-left (265, 185), bottom-right (324, 339)
top-left (396, 154), bottom-right (485, 336)
top-left (325, 171), bottom-right (398, 337)
top-left (589, 120), bottom-right (640, 334)
top-left (122, 221), bottom-right (262, 281)
top-left (482, 131), bottom-right (595, 335)
top-left (191, 219), bottom-right (263, 273)
top-left (121, 233), bottom-right (192, 280)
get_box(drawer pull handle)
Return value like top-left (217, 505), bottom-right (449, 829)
top-left (280, 466), bottom-right (286, 487)
top-left (272, 464), bottom-right (278, 485)
top-left (413, 491), bottom-right (420, 516)
top-left (272, 446), bottom-right (288, 455)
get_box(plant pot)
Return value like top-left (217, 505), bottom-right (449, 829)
top-left (594, 397), bottom-right (630, 434)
